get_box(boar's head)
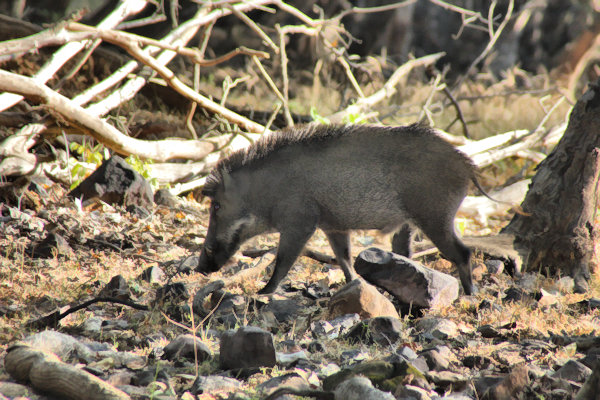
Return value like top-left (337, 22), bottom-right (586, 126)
top-left (197, 170), bottom-right (266, 274)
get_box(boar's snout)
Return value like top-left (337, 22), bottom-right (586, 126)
top-left (196, 244), bottom-right (220, 273)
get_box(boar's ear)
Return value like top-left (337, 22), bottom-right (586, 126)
top-left (222, 170), bottom-right (233, 191)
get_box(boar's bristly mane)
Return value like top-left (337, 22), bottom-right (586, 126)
top-left (202, 123), bottom-right (446, 196)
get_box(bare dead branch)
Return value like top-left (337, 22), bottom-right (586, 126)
top-left (454, 0), bottom-right (515, 89)
top-left (277, 25), bottom-right (294, 127)
top-left (0, 0), bottom-right (148, 113)
top-left (230, 5), bottom-right (279, 53)
top-left (0, 69), bottom-right (218, 162)
top-left (328, 53), bottom-right (445, 123)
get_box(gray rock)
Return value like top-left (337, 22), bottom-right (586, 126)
top-left (421, 346), bottom-right (453, 371)
top-left (346, 316), bottom-right (404, 346)
top-left (190, 375), bottom-right (242, 395)
top-left (311, 320), bottom-right (337, 339)
top-left (261, 297), bottom-right (302, 323)
top-left (426, 370), bottom-right (468, 391)
top-left (484, 259), bottom-right (504, 275)
top-left (397, 346), bottom-right (418, 361)
top-left (552, 360), bottom-right (592, 382)
top-left (335, 376), bottom-right (395, 400)
top-left (162, 334), bottom-right (212, 363)
top-left (132, 368), bottom-right (171, 387)
top-left (192, 280), bottom-right (225, 316)
top-left (395, 384), bottom-right (433, 400)
top-left (463, 355), bottom-right (492, 369)
top-left (81, 317), bottom-right (104, 336)
top-left (31, 232), bottom-right (72, 258)
top-left (98, 274), bottom-right (130, 300)
top-left (475, 365), bottom-right (529, 399)
top-left (276, 349), bottom-right (309, 366)
top-left (581, 347), bottom-right (600, 369)
top-left (154, 188), bottom-right (179, 207)
top-left (354, 248), bottom-right (459, 308)
top-left (417, 318), bottom-right (459, 340)
top-left (258, 372), bottom-right (310, 397)
top-left (328, 278), bottom-right (399, 320)
top-left (138, 265), bottom-right (166, 283)
top-left (69, 155), bottom-right (153, 210)
top-left (311, 314), bottom-right (361, 340)
top-left (219, 326), bottom-right (276, 370)
top-left (21, 330), bottom-right (95, 361)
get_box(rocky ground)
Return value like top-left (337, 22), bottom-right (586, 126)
top-left (0, 159), bottom-right (599, 400)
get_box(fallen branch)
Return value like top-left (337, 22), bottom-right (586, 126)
top-left (328, 53), bottom-right (445, 123)
top-left (27, 297), bottom-right (149, 330)
top-left (0, 69), bottom-right (217, 162)
top-left (0, 0), bottom-right (147, 113)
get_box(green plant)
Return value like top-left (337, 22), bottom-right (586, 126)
top-left (125, 154), bottom-right (159, 189)
top-left (310, 106), bottom-right (330, 124)
top-left (68, 141), bottom-right (109, 189)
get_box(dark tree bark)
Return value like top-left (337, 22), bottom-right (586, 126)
top-left (502, 79), bottom-right (600, 292)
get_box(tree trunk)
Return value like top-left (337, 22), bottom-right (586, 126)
top-left (501, 79), bottom-right (600, 292)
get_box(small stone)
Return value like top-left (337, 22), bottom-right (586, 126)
top-left (162, 334), bottom-right (212, 363)
top-left (219, 326), bottom-right (276, 370)
top-left (335, 376), bottom-right (395, 400)
top-left (155, 282), bottom-right (190, 304)
top-left (426, 370), bottom-right (468, 391)
top-left (258, 372), bottom-right (310, 397)
top-left (417, 318), bottom-right (459, 340)
top-left (154, 189), bottom-right (179, 207)
top-left (340, 349), bottom-right (369, 366)
top-left (31, 232), bottom-right (72, 258)
top-left (307, 341), bottom-right (326, 353)
top-left (484, 259), bottom-right (504, 275)
top-left (552, 360), bottom-right (592, 382)
top-left (463, 355), bottom-right (492, 369)
top-left (421, 347), bottom-right (452, 371)
top-left (192, 280), bottom-right (225, 316)
top-left (328, 278), bottom-right (399, 320)
top-left (138, 266), bottom-right (166, 283)
top-left (476, 365), bottom-right (529, 399)
top-left (99, 275), bottom-right (130, 300)
top-left (177, 255), bottom-right (201, 274)
top-left (395, 384), bottom-right (433, 400)
top-left (556, 276), bottom-right (575, 293)
top-left (276, 349), bottom-right (309, 366)
top-left (190, 375), bottom-right (242, 396)
top-left (502, 287), bottom-right (530, 303)
top-left (345, 316), bottom-right (403, 346)
top-left (311, 320), bottom-right (337, 339)
top-left (397, 346), bottom-right (418, 361)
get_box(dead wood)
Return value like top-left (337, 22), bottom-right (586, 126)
top-left (4, 345), bottom-right (130, 400)
top-left (501, 79), bottom-right (600, 291)
top-left (0, 69), bottom-right (218, 163)
top-left (27, 297), bottom-right (149, 330)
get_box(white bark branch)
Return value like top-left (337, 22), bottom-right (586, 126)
top-left (0, 69), bottom-right (216, 162)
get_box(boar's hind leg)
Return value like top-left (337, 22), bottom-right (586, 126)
top-left (417, 219), bottom-right (473, 295)
top-left (391, 224), bottom-right (413, 257)
top-left (259, 226), bottom-right (317, 294)
top-left (324, 231), bottom-right (358, 283)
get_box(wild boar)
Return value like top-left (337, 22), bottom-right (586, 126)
top-left (198, 123), bottom-right (482, 295)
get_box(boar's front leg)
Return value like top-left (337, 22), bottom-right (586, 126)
top-left (391, 224), bottom-right (413, 257)
top-left (324, 231), bottom-right (358, 283)
top-left (259, 224), bottom-right (317, 294)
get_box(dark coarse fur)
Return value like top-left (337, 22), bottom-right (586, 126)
top-left (203, 123), bottom-right (477, 195)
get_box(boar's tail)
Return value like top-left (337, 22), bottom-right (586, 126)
top-left (470, 175), bottom-right (498, 202)
top-left (471, 175), bottom-right (529, 216)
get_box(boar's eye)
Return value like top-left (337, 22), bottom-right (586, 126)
top-left (212, 202), bottom-right (220, 212)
